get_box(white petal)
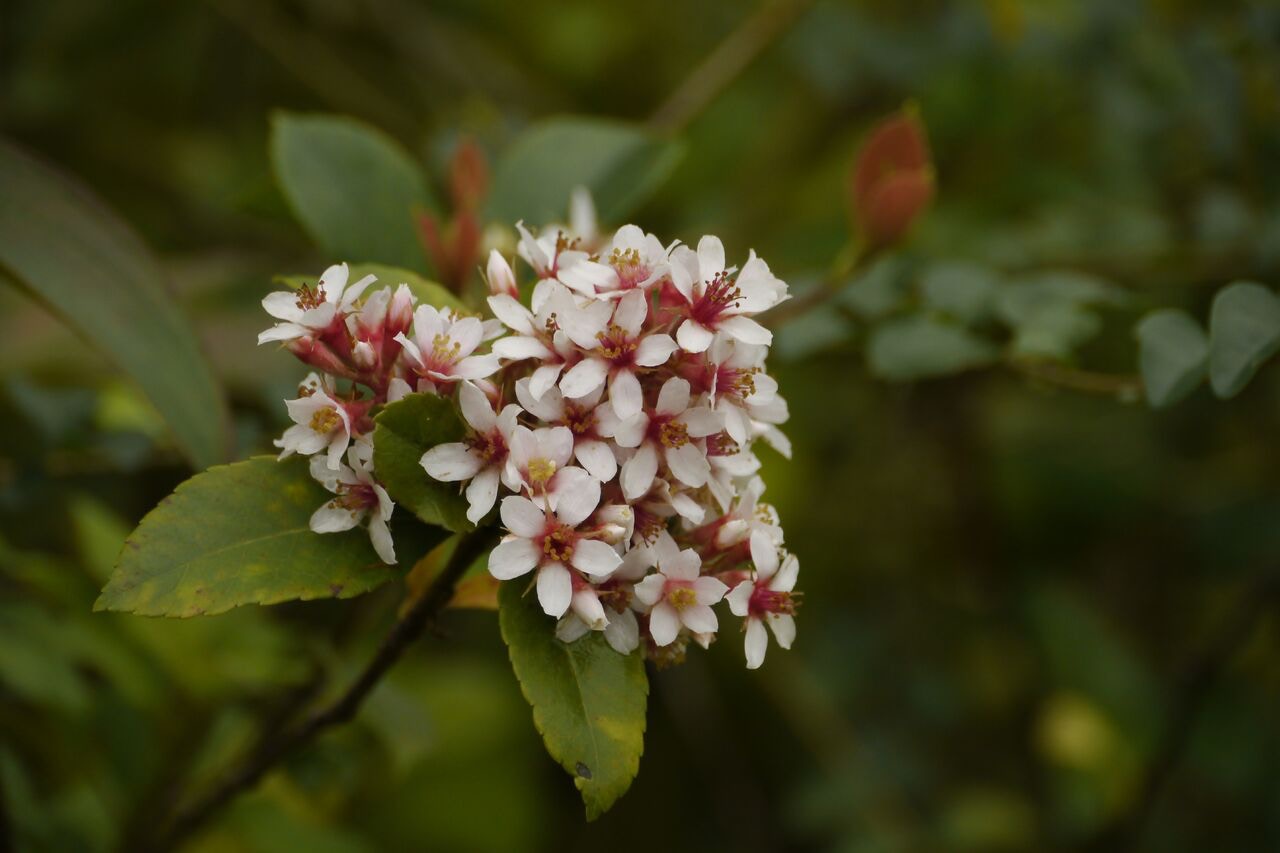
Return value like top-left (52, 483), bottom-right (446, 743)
top-left (604, 610), bottom-right (640, 654)
top-left (553, 471), bottom-right (601, 528)
top-left (679, 406), bottom-right (722, 437)
top-left (750, 529), bottom-right (780, 579)
top-left (773, 554), bottom-right (800, 592)
top-left (573, 439), bottom-right (617, 483)
top-left (421, 443), bottom-right (484, 482)
top-left (648, 602), bottom-right (680, 646)
top-left (621, 443), bottom-right (659, 501)
top-left (501, 495), bottom-right (546, 538)
top-left (656, 377), bottom-right (691, 415)
top-left (665, 443), bottom-right (710, 488)
top-left (493, 336), bottom-right (552, 360)
top-left (465, 467), bottom-right (500, 524)
top-left (668, 490), bottom-right (705, 524)
top-left (571, 539), bottom-right (623, 578)
top-left (560, 357), bottom-right (610, 400)
top-left (537, 563), bottom-right (572, 618)
top-left (556, 614), bottom-right (591, 644)
top-left (632, 574), bottom-right (666, 607)
top-left (368, 516), bottom-right (396, 565)
top-left (458, 381), bottom-right (497, 432)
top-left (634, 334), bottom-right (677, 367)
top-left (515, 378), bottom-right (564, 421)
top-left (257, 322), bottom-right (308, 344)
top-left (613, 289), bottom-right (648, 336)
top-left (744, 618), bottom-right (768, 669)
top-left (262, 291), bottom-right (305, 323)
top-left (310, 502), bottom-right (361, 533)
top-left (676, 319), bottom-right (715, 353)
top-left (697, 234), bottom-right (725, 279)
top-left (726, 580), bottom-right (755, 617)
top-left (693, 576), bottom-right (728, 605)
top-left (488, 536), bottom-right (540, 580)
top-left (768, 613), bottom-right (796, 650)
top-left (609, 369), bottom-right (644, 420)
top-left (680, 603), bottom-right (718, 635)
top-left (719, 315), bottom-right (773, 346)
top-left (487, 294), bottom-right (534, 334)
top-left (571, 589), bottom-right (608, 630)
top-left (454, 353), bottom-right (501, 380)
top-left (529, 364), bottom-right (565, 400)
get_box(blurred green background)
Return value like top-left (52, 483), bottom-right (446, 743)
top-left (4, 0), bottom-right (1280, 850)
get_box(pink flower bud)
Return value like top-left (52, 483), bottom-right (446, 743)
top-left (850, 107), bottom-right (935, 249)
top-left (486, 249), bottom-right (518, 298)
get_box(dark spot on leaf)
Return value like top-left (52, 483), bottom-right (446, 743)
top-left (127, 539), bottom-right (140, 550)
top-left (330, 583), bottom-right (344, 596)
top-left (575, 762), bottom-right (592, 779)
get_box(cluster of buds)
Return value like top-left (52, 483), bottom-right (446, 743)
top-left (259, 210), bottom-right (801, 669)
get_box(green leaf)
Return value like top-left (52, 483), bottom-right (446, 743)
top-left (0, 137), bottom-right (229, 469)
top-left (1207, 281), bottom-right (1280, 399)
top-left (995, 270), bottom-right (1123, 361)
top-left (487, 117), bottom-right (683, 226)
top-left (95, 456), bottom-right (445, 617)
top-left (498, 581), bottom-right (648, 820)
top-left (1134, 309), bottom-right (1208, 408)
top-left (866, 314), bottom-right (999, 381)
top-left (373, 393), bottom-right (473, 533)
top-left (349, 264), bottom-right (468, 312)
top-left (919, 261), bottom-right (1001, 325)
top-left (1008, 304), bottom-right (1101, 361)
top-left (271, 112), bottom-right (434, 269)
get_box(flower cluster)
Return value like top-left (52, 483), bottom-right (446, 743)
top-left (259, 213), bottom-right (801, 669)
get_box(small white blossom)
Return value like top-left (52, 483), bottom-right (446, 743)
top-left (633, 533), bottom-right (727, 646)
top-left (420, 381), bottom-right (520, 524)
top-left (308, 445), bottom-right (396, 564)
top-left (259, 263), bottom-right (375, 344)
top-left (275, 374), bottom-right (353, 470)
top-left (726, 552), bottom-right (799, 669)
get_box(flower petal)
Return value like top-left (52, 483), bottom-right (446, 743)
top-left (536, 563), bottom-right (572, 617)
top-left (648, 601), bottom-right (680, 646)
top-left (634, 334), bottom-right (677, 367)
top-left (488, 536), bottom-right (540, 580)
top-left (500, 495), bottom-right (546, 538)
top-left (571, 539), bottom-right (623, 578)
top-left (421, 443), bottom-right (484, 482)
top-left (609, 368), bottom-right (644, 420)
top-left (621, 443), bottom-right (659, 501)
top-left (560, 357), bottom-right (610, 400)
top-left (656, 377), bottom-right (691, 415)
top-left (464, 466), bottom-right (500, 524)
top-left (745, 618), bottom-right (768, 669)
top-left (552, 470), bottom-right (601, 528)
top-left (676, 319), bottom-right (714, 353)
top-left (679, 602), bottom-right (718, 635)
top-left (458, 381), bottom-right (497, 432)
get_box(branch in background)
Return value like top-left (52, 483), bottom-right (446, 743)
top-left (1084, 574), bottom-right (1280, 852)
top-left (648, 0), bottom-right (817, 133)
top-left (150, 529), bottom-right (496, 851)
top-left (1007, 359), bottom-right (1143, 399)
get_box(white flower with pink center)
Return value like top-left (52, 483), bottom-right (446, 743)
top-left (308, 444), bottom-right (396, 565)
top-left (515, 379), bottom-right (618, 483)
top-left (517, 221), bottom-right (617, 296)
top-left (726, 552), bottom-right (799, 669)
top-left (502, 425), bottom-right (598, 512)
top-left (395, 305), bottom-right (500, 392)
top-left (259, 262), bottom-right (375, 345)
top-left (592, 225), bottom-right (670, 299)
top-left (558, 289), bottom-right (678, 419)
top-left (420, 382), bottom-right (521, 524)
top-left (602, 377), bottom-right (722, 500)
top-left (275, 374), bottom-right (358, 471)
top-left (668, 236), bottom-right (788, 353)
top-left (488, 481), bottom-right (623, 618)
top-left (632, 533), bottom-right (728, 646)
top-left (488, 284), bottom-right (582, 400)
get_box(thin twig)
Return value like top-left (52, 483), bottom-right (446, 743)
top-left (1007, 359), bottom-right (1143, 399)
top-left (648, 0), bottom-right (817, 133)
top-left (1084, 573), bottom-right (1280, 852)
top-left (151, 529), bottom-right (495, 851)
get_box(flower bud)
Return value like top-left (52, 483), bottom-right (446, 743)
top-left (485, 249), bottom-right (519, 298)
top-left (386, 284), bottom-right (415, 339)
top-left (714, 518), bottom-right (750, 549)
top-left (352, 340), bottom-right (377, 370)
top-left (850, 107), bottom-right (934, 249)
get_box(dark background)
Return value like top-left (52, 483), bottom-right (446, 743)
top-left (3, 1), bottom-right (1280, 850)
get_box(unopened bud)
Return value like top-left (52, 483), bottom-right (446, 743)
top-left (486, 249), bottom-right (519, 298)
top-left (352, 340), bottom-right (377, 370)
top-left (715, 518), bottom-right (750, 549)
top-left (850, 107), bottom-right (934, 249)
top-left (387, 284), bottom-right (415, 338)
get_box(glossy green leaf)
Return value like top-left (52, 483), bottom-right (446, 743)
top-left (1207, 281), bottom-right (1280, 399)
top-left (487, 117), bottom-right (683, 226)
top-left (867, 314), bottom-right (999, 381)
top-left (0, 137), bottom-right (229, 469)
top-left (1134, 309), bottom-right (1208, 408)
top-left (373, 393), bottom-right (473, 533)
top-left (271, 112), bottom-right (434, 269)
top-left (95, 456), bottom-right (444, 617)
top-left (498, 581), bottom-right (648, 820)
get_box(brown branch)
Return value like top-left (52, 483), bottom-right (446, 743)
top-left (150, 529), bottom-right (496, 851)
top-left (648, 0), bottom-right (817, 133)
top-left (1006, 359), bottom-right (1143, 399)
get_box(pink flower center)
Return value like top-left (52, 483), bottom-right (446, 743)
top-left (595, 324), bottom-right (638, 365)
top-left (749, 585), bottom-right (797, 617)
top-left (467, 429), bottom-right (507, 465)
top-left (540, 523), bottom-right (576, 563)
top-left (690, 271), bottom-right (742, 326)
top-left (608, 247), bottom-right (650, 290)
top-left (666, 581), bottom-right (697, 611)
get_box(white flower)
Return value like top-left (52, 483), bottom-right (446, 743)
top-left (632, 533), bottom-right (727, 646)
top-left (516, 221), bottom-right (617, 295)
top-left (308, 445), bottom-right (396, 564)
top-left (502, 425), bottom-right (598, 512)
top-left (706, 336), bottom-right (784, 445)
top-left (419, 382), bottom-right (520, 524)
top-left (487, 284), bottom-right (580, 399)
top-left (557, 289), bottom-right (678, 419)
top-left (274, 374), bottom-right (353, 470)
top-left (259, 263), bottom-right (375, 344)
top-left (488, 482), bottom-right (623, 618)
top-left (668, 236), bottom-right (788, 353)
top-left (515, 379), bottom-right (618, 483)
top-left (593, 225), bottom-right (670, 298)
top-left (601, 377), bottom-right (722, 500)
top-left (485, 249), bottom-right (519, 298)
top-left (726, 552), bottom-right (799, 669)
top-left (556, 544), bottom-right (653, 653)
top-left (395, 305), bottom-right (500, 392)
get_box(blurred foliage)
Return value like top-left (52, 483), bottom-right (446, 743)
top-left (4, 0), bottom-right (1280, 850)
